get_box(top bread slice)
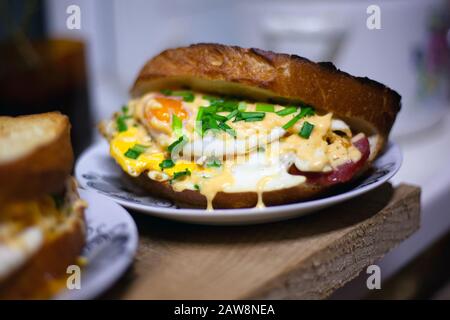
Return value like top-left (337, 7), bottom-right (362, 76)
top-left (0, 112), bottom-right (73, 201)
top-left (131, 43), bottom-right (401, 158)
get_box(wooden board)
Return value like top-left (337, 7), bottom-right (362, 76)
top-left (105, 183), bottom-right (420, 299)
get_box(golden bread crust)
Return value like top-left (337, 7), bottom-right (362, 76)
top-left (0, 112), bottom-right (73, 201)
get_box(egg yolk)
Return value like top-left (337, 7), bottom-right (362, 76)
top-left (146, 97), bottom-right (188, 123)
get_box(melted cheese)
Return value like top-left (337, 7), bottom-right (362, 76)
top-left (193, 164), bottom-right (234, 211)
top-left (279, 113), bottom-right (362, 172)
top-left (256, 176), bottom-right (273, 208)
top-left (280, 113), bottom-right (332, 172)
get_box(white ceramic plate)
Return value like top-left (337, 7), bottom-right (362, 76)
top-left (54, 189), bottom-right (138, 300)
top-left (75, 140), bottom-right (402, 225)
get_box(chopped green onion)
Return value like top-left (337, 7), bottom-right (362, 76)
top-left (232, 113), bottom-right (243, 122)
top-left (218, 122), bottom-right (236, 137)
top-left (171, 169), bottom-right (191, 182)
top-left (298, 106), bottom-right (315, 118)
top-left (206, 159), bottom-right (222, 168)
top-left (226, 109), bottom-right (239, 120)
top-left (196, 112), bottom-right (214, 136)
top-left (172, 90), bottom-right (195, 102)
top-left (282, 106), bottom-right (315, 130)
top-left (245, 117), bottom-right (265, 122)
top-left (124, 149), bottom-right (139, 159)
top-left (276, 106), bottom-right (297, 116)
top-left (195, 108), bottom-right (205, 135)
top-left (205, 97), bottom-right (240, 112)
top-left (196, 107), bottom-right (205, 122)
top-left (167, 135), bottom-right (188, 153)
top-left (208, 116), bottom-right (220, 130)
top-left (116, 116), bottom-right (128, 132)
top-left (238, 101), bottom-right (247, 111)
top-left (255, 103), bottom-right (275, 112)
top-left (172, 114), bottom-right (182, 136)
top-left (194, 184), bottom-right (200, 190)
top-left (116, 104), bottom-right (132, 132)
top-left (219, 100), bottom-right (239, 112)
top-left (212, 114), bottom-right (228, 122)
top-left (203, 105), bottom-right (218, 114)
top-left (282, 114), bottom-right (301, 130)
top-left (159, 159), bottom-right (175, 170)
top-left (240, 112), bottom-right (266, 119)
top-left (124, 144), bottom-right (148, 159)
top-left (299, 121), bottom-right (314, 139)
top-left (196, 99), bottom-right (243, 137)
top-left (237, 112), bottom-right (266, 122)
top-left (132, 144), bottom-right (148, 153)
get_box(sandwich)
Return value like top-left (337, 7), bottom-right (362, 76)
top-left (0, 112), bottom-right (86, 299)
top-left (99, 43), bottom-right (401, 210)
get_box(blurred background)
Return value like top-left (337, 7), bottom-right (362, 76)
top-left (1, 0), bottom-right (450, 299)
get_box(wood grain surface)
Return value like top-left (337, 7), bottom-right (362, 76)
top-left (105, 183), bottom-right (420, 299)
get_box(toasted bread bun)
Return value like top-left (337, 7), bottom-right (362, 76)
top-left (131, 43), bottom-right (401, 156)
top-left (0, 178), bottom-right (86, 299)
top-left (104, 43), bottom-right (401, 209)
top-left (0, 112), bottom-right (73, 201)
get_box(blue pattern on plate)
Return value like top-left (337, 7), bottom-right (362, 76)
top-left (82, 172), bottom-right (175, 208)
